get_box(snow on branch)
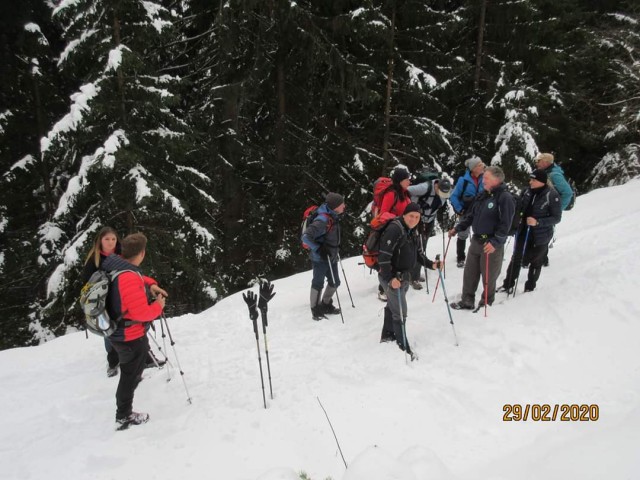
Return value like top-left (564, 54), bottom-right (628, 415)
top-left (57, 29), bottom-right (97, 66)
top-left (53, 130), bottom-right (128, 218)
top-left (41, 83), bottom-right (100, 153)
top-left (161, 189), bottom-right (215, 252)
top-left (106, 44), bottom-right (131, 72)
top-left (406, 62), bottom-right (437, 90)
top-left (141, 1), bottom-right (172, 33)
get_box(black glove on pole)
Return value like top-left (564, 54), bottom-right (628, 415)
top-left (243, 290), bottom-right (267, 409)
top-left (258, 281), bottom-right (276, 400)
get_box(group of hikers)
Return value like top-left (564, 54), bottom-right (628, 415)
top-left (302, 153), bottom-right (573, 360)
top-left (81, 151), bottom-right (572, 429)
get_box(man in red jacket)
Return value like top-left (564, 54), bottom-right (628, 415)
top-left (103, 233), bottom-right (166, 430)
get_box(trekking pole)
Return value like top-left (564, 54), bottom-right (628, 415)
top-left (435, 254), bottom-right (459, 346)
top-left (327, 256), bottom-right (345, 324)
top-left (161, 313), bottom-right (192, 404)
top-left (147, 330), bottom-right (173, 382)
top-left (432, 236), bottom-right (452, 303)
top-left (419, 234), bottom-right (429, 294)
top-left (243, 290), bottom-right (267, 409)
top-left (396, 274), bottom-right (409, 365)
top-left (513, 226), bottom-right (531, 298)
top-left (155, 315), bottom-right (172, 381)
top-left (337, 254), bottom-right (355, 308)
top-left (442, 228), bottom-right (446, 278)
top-left (258, 281), bottom-right (276, 400)
top-left (484, 252), bottom-right (490, 318)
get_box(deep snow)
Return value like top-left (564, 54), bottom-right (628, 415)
top-left (1, 180), bottom-right (640, 480)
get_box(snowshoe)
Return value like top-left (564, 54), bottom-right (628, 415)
top-left (116, 412), bottom-right (149, 431)
top-left (410, 280), bottom-right (423, 290)
top-left (311, 306), bottom-right (327, 321)
top-left (456, 260), bottom-right (465, 268)
top-left (377, 291), bottom-right (388, 302)
top-left (450, 301), bottom-right (474, 310)
top-left (320, 300), bottom-right (341, 316)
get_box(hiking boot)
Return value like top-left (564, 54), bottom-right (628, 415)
top-left (497, 285), bottom-right (513, 294)
top-left (377, 290), bottom-right (388, 302)
top-left (450, 301), bottom-right (474, 310)
top-left (107, 365), bottom-right (119, 378)
top-left (380, 331), bottom-right (396, 343)
top-left (116, 412), bottom-right (149, 431)
top-left (524, 281), bottom-right (535, 292)
top-left (411, 280), bottom-right (423, 290)
top-left (456, 259), bottom-right (465, 268)
top-left (311, 306), bottom-right (326, 321)
top-left (320, 300), bottom-right (341, 315)
top-left (145, 352), bottom-right (166, 369)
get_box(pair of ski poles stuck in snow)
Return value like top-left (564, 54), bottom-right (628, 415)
top-left (243, 280), bottom-right (276, 409)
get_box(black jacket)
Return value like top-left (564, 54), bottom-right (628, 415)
top-left (517, 185), bottom-right (562, 245)
top-left (378, 218), bottom-right (434, 283)
top-left (455, 183), bottom-right (516, 247)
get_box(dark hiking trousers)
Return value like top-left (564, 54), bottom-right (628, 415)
top-left (379, 276), bottom-right (410, 349)
top-left (411, 222), bottom-right (435, 282)
top-left (110, 335), bottom-right (149, 420)
top-left (503, 237), bottom-right (549, 291)
top-left (104, 338), bottom-right (119, 368)
top-left (461, 236), bottom-right (504, 306)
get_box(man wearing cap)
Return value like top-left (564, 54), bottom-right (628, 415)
top-left (448, 166), bottom-right (515, 310)
top-left (499, 169), bottom-right (562, 293)
top-left (378, 202), bottom-right (440, 358)
top-left (535, 153), bottom-right (573, 210)
top-left (450, 157), bottom-right (485, 268)
top-left (406, 177), bottom-right (453, 289)
top-left (302, 192), bottom-right (345, 320)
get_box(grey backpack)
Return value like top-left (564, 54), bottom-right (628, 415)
top-left (79, 269), bottom-right (134, 337)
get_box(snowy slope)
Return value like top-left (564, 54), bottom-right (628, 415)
top-left (1, 180), bottom-right (640, 480)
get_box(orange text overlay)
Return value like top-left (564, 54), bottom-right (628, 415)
top-left (503, 404), bottom-right (599, 422)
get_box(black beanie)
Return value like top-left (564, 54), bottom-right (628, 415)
top-left (529, 169), bottom-right (548, 184)
top-left (403, 202), bottom-right (421, 215)
top-left (391, 168), bottom-right (410, 184)
top-left (325, 192), bottom-right (344, 210)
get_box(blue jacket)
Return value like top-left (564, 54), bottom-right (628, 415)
top-left (545, 164), bottom-right (573, 210)
top-left (302, 203), bottom-right (341, 262)
top-left (450, 171), bottom-right (484, 214)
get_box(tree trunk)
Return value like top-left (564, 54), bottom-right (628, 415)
top-left (382, 0), bottom-right (397, 169)
top-left (473, 0), bottom-right (488, 93)
top-left (112, 5), bottom-right (127, 125)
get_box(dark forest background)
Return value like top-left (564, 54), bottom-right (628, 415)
top-left (1, 0), bottom-right (638, 349)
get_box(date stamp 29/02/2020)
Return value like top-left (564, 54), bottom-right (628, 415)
top-left (503, 404), bottom-right (599, 422)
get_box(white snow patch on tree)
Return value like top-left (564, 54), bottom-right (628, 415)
top-left (407, 62), bottom-right (437, 90)
top-left (129, 165), bottom-right (153, 202)
top-left (24, 23), bottom-right (49, 46)
top-left (41, 83), bottom-right (100, 152)
top-left (4, 155), bottom-right (35, 180)
top-left (106, 45), bottom-right (130, 72)
top-left (57, 29), bottom-right (97, 66)
top-left (144, 127), bottom-right (182, 137)
top-left (275, 248), bottom-right (290, 260)
top-left (353, 152), bottom-right (364, 172)
top-left (351, 7), bottom-right (366, 18)
top-left (175, 165), bottom-right (211, 182)
top-left (141, 1), bottom-right (172, 33)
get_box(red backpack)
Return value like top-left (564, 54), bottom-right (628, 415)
top-left (362, 211), bottom-right (397, 270)
top-left (301, 205), bottom-right (333, 250)
top-left (371, 177), bottom-right (393, 216)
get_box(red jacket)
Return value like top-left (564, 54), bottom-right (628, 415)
top-left (102, 254), bottom-right (163, 342)
top-left (380, 189), bottom-right (411, 217)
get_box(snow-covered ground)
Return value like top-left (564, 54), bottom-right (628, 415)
top-left (1, 180), bottom-right (640, 480)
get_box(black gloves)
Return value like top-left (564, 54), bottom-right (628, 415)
top-left (242, 291), bottom-right (259, 321)
top-left (258, 280), bottom-right (276, 312)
